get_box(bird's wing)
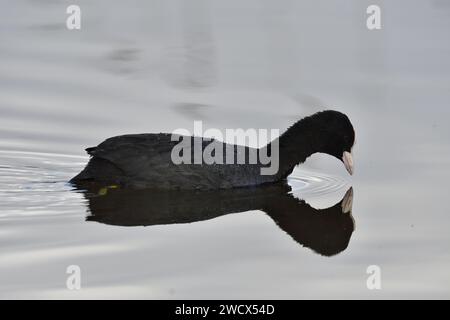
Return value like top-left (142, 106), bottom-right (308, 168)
top-left (87, 133), bottom-right (179, 174)
top-left (86, 133), bottom-right (264, 189)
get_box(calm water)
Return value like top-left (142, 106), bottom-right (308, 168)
top-left (1, 0), bottom-right (450, 299)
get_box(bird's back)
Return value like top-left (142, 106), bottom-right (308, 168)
top-left (72, 133), bottom-right (275, 190)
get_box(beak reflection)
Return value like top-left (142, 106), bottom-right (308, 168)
top-left (343, 151), bottom-right (354, 175)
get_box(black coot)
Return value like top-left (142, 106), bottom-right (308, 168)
top-left (70, 110), bottom-right (355, 190)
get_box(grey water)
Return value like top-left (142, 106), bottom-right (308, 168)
top-left (1, 0), bottom-right (449, 299)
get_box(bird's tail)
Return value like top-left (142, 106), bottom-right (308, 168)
top-left (70, 157), bottom-right (123, 184)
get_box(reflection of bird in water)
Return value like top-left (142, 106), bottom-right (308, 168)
top-left (77, 183), bottom-right (355, 257)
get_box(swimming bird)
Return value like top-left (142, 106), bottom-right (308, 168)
top-left (70, 110), bottom-right (355, 190)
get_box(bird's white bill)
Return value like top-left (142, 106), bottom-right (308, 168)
top-left (342, 151), bottom-right (354, 175)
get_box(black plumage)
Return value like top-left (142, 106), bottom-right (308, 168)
top-left (70, 110), bottom-right (355, 190)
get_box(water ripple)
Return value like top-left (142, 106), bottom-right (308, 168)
top-left (0, 150), bottom-right (87, 218)
top-left (288, 168), bottom-right (351, 209)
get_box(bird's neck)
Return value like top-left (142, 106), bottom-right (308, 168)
top-left (269, 116), bottom-right (323, 179)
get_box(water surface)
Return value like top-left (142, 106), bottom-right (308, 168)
top-left (1, 0), bottom-right (450, 299)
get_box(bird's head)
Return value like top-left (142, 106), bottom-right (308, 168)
top-left (308, 110), bottom-right (356, 175)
